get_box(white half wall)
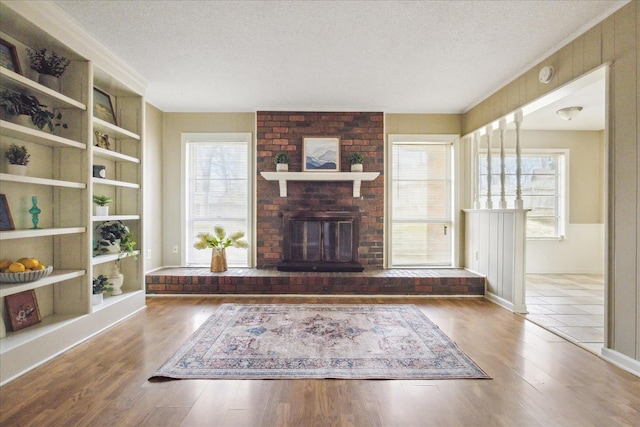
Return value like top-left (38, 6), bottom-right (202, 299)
top-left (527, 224), bottom-right (604, 274)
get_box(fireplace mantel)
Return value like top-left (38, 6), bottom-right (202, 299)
top-left (260, 171), bottom-right (380, 197)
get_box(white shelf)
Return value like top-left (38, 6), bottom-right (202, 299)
top-left (92, 250), bottom-right (140, 266)
top-left (0, 67), bottom-right (86, 110)
top-left (92, 289), bottom-right (144, 313)
top-left (0, 313), bottom-right (86, 354)
top-left (92, 117), bottom-right (140, 140)
top-left (93, 146), bottom-right (139, 164)
top-left (0, 120), bottom-right (86, 149)
top-left (91, 177), bottom-right (139, 189)
top-left (0, 269), bottom-right (85, 298)
top-left (0, 173), bottom-right (86, 189)
top-left (260, 171), bottom-right (380, 197)
top-left (0, 227), bottom-right (85, 241)
top-left (92, 215), bottom-right (140, 222)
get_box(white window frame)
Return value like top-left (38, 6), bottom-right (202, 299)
top-left (181, 132), bottom-right (254, 266)
top-left (386, 134), bottom-right (460, 268)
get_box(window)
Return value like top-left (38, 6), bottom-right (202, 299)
top-left (478, 151), bottom-right (566, 238)
top-left (183, 133), bottom-right (252, 266)
top-left (388, 135), bottom-right (455, 267)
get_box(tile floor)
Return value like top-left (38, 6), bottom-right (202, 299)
top-left (523, 273), bottom-right (604, 354)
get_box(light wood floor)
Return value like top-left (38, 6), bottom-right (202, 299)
top-left (0, 296), bottom-right (638, 427)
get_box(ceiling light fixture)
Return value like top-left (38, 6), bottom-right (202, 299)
top-left (556, 106), bottom-right (583, 121)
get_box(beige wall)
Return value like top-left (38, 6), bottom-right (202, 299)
top-left (463, 0), bottom-right (639, 365)
top-left (161, 113), bottom-right (256, 265)
top-left (144, 103), bottom-right (164, 271)
top-left (385, 114), bottom-right (462, 134)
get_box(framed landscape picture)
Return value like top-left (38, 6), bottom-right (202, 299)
top-left (0, 38), bottom-right (22, 75)
top-left (303, 137), bottom-right (340, 172)
top-left (5, 290), bottom-right (41, 332)
top-left (93, 87), bottom-right (117, 126)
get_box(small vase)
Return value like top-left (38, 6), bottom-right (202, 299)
top-left (211, 247), bottom-right (227, 272)
top-left (351, 164), bottom-right (363, 172)
top-left (95, 206), bottom-right (109, 216)
top-left (7, 164), bottom-right (27, 176)
top-left (38, 74), bottom-right (61, 92)
top-left (11, 114), bottom-right (33, 129)
top-left (92, 293), bottom-right (103, 305)
top-left (276, 163), bottom-right (288, 172)
top-left (108, 263), bottom-right (124, 295)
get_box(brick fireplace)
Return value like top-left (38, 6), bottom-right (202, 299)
top-left (256, 112), bottom-right (384, 269)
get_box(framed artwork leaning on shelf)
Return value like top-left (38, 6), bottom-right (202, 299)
top-left (5, 290), bottom-right (41, 331)
top-left (0, 38), bottom-right (22, 75)
top-left (0, 193), bottom-right (15, 231)
top-left (93, 87), bottom-right (117, 126)
top-left (94, 131), bottom-right (111, 150)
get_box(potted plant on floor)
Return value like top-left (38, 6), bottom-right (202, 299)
top-left (194, 225), bottom-right (249, 272)
top-left (349, 152), bottom-right (364, 172)
top-left (92, 274), bottom-right (111, 305)
top-left (275, 151), bottom-right (290, 172)
top-left (27, 48), bottom-right (71, 92)
top-left (0, 89), bottom-right (68, 132)
top-left (93, 194), bottom-right (112, 216)
top-left (4, 143), bottom-right (30, 176)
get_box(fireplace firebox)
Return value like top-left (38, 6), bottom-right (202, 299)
top-left (278, 210), bottom-right (364, 272)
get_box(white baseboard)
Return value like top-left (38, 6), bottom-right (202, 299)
top-left (600, 348), bottom-right (640, 378)
top-left (484, 292), bottom-right (514, 312)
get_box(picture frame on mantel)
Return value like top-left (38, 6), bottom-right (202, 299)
top-left (0, 38), bottom-right (22, 75)
top-left (303, 137), bottom-right (340, 172)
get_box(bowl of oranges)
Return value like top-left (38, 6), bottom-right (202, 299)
top-left (0, 258), bottom-right (53, 283)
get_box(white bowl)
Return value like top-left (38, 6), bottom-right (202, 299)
top-left (0, 266), bottom-right (53, 283)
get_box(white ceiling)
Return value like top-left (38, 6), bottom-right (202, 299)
top-left (53, 0), bottom-right (626, 114)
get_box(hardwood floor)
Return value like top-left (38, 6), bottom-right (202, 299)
top-left (0, 296), bottom-right (638, 427)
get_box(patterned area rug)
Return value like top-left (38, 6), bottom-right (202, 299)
top-left (150, 304), bottom-right (490, 380)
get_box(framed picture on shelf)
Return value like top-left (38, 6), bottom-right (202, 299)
top-left (93, 87), bottom-right (117, 126)
top-left (94, 131), bottom-right (111, 150)
top-left (0, 194), bottom-right (15, 231)
top-left (303, 137), bottom-right (340, 172)
top-left (5, 290), bottom-right (41, 332)
top-left (0, 38), bottom-right (22, 75)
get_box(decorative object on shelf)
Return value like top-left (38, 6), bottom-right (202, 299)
top-left (0, 38), bottom-right (22, 75)
top-left (0, 89), bottom-right (68, 132)
top-left (108, 262), bottom-right (124, 295)
top-left (0, 193), bottom-right (15, 231)
top-left (94, 220), bottom-right (136, 258)
top-left (4, 143), bottom-right (29, 176)
top-left (92, 274), bottom-right (111, 305)
top-left (0, 265), bottom-right (53, 283)
top-left (303, 137), bottom-right (340, 172)
top-left (29, 196), bottom-right (41, 229)
top-left (194, 225), bottom-right (249, 272)
top-left (274, 151), bottom-right (290, 172)
top-left (93, 87), bottom-right (117, 126)
top-left (26, 48), bottom-right (70, 92)
top-left (92, 165), bottom-right (106, 178)
top-left (5, 290), bottom-right (41, 331)
top-left (94, 131), bottom-right (111, 150)
top-left (93, 194), bottom-right (112, 216)
top-left (348, 152), bottom-right (364, 172)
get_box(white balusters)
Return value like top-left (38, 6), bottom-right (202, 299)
top-left (514, 110), bottom-right (524, 209)
top-left (485, 125), bottom-right (493, 209)
top-left (499, 118), bottom-right (507, 209)
top-left (473, 132), bottom-right (481, 209)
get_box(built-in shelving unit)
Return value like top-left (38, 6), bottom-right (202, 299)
top-left (0, 0), bottom-right (145, 386)
top-left (260, 171), bottom-right (380, 197)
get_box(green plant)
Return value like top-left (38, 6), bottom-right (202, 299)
top-left (95, 220), bottom-right (136, 258)
top-left (274, 151), bottom-right (290, 164)
top-left (0, 89), bottom-right (68, 132)
top-left (194, 225), bottom-right (249, 250)
top-left (27, 48), bottom-right (70, 77)
top-left (92, 275), bottom-right (111, 294)
top-left (93, 195), bottom-right (112, 206)
top-left (348, 152), bottom-right (364, 165)
top-left (5, 143), bottom-right (30, 166)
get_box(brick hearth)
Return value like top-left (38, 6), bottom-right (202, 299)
top-left (146, 268), bottom-right (485, 295)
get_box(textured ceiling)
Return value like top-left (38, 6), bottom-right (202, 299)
top-left (53, 0), bottom-right (627, 113)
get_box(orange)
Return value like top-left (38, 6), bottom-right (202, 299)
top-left (0, 259), bottom-right (11, 270)
top-left (22, 258), bottom-right (40, 269)
top-left (8, 262), bottom-right (26, 273)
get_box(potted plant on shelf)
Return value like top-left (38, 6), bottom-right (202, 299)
top-left (0, 89), bottom-right (68, 132)
top-left (93, 194), bottom-right (112, 216)
top-left (92, 274), bottom-right (111, 305)
top-left (274, 151), bottom-right (290, 172)
top-left (94, 220), bottom-right (136, 259)
top-left (349, 152), bottom-right (364, 172)
top-left (194, 225), bottom-right (249, 272)
top-left (4, 143), bottom-right (30, 176)
top-left (26, 48), bottom-right (71, 92)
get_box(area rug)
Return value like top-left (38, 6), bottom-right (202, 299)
top-left (149, 304), bottom-right (490, 380)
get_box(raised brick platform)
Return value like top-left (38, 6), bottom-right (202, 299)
top-left (146, 268), bottom-right (485, 296)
